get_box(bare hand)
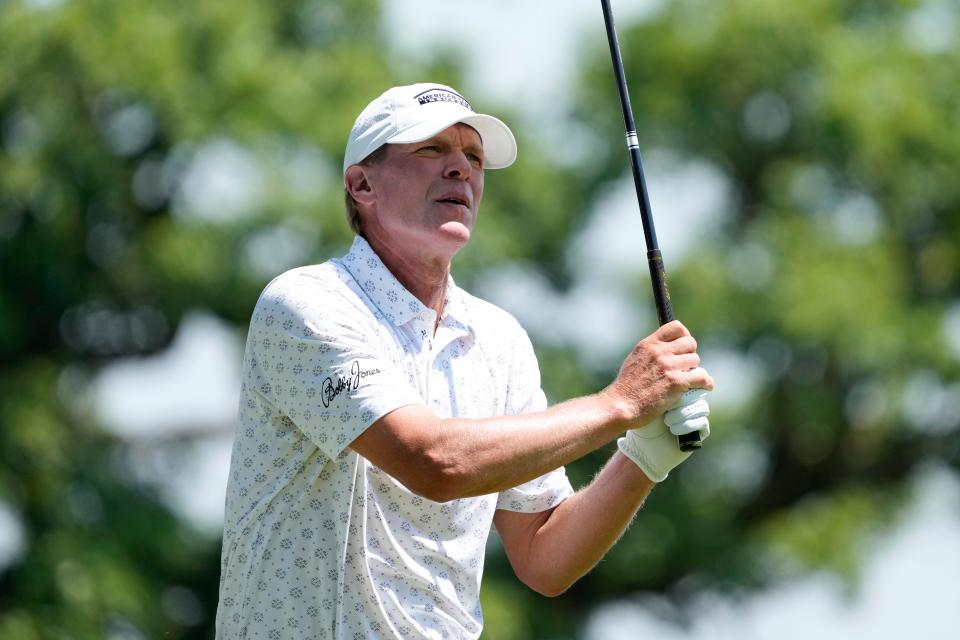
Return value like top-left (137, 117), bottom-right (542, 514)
top-left (603, 321), bottom-right (714, 426)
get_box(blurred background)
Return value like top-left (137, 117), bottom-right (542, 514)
top-left (1, 0), bottom-right (959, 637)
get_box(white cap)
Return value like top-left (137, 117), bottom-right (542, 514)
top-left (342, 83), bottom-right (517, 175)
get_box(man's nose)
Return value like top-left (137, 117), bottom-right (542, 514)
top-left (443, 150), bottom-right (472, 180)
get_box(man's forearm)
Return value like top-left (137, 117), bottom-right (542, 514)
top-left (351, 392), bottom-right (633, 502)
top-left (437, 393), bottom-right (640, 497)
top-left (495, 452), bottom-right (654, 596)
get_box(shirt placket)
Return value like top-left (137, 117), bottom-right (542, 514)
top-left (402, 312), bottom-right (435, 405)
top-left (411, 313), bottom-right (465, 414)
top-left (431, 319), bottom-right (475, 418)
top-left (424, 322), bottom-right (435, 408)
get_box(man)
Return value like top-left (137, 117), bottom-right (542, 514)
top-left (216, 83), bottom-right (713, 639)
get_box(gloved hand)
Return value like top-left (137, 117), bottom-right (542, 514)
top-left (618, 389), bottom-right (711, 482)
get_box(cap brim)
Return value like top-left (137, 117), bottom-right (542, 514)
top-left (387, 113), bottom-right (517, 169)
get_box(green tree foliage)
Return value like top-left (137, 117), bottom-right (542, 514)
top-left (1, 0), bottom-right (958, 638)
top-left (0, 0), bottom-right (585, 636)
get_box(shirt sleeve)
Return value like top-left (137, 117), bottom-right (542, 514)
top-left (248, 269), bottom-right (424, 460)
top-left (496, 324), bottom-right (575, 513)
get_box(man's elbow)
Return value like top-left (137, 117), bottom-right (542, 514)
top-left (405, 474), bottom-right (461, 503)
top-left (517, 568), bottom-right (576, 598)
top-left (403, 450), bottom-right (473, 503)
top-left (530, 581), bottom-right (572, 598)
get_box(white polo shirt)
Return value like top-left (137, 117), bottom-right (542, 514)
top-left (216, 237), bottom-right (573, 640)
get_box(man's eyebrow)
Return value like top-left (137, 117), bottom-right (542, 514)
top-left (416, 133), bottom-right (484, 157)
top-left (464, 140), bottom-right (485, 157)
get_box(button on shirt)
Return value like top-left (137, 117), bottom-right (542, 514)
top-left (216, 237), bottom-right (573, 640)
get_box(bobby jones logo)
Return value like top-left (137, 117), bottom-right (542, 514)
top-left (321, 360), bottom-right (381, 408)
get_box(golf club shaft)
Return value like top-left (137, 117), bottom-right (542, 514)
top-left (600, 0), bottom-right (701, 452)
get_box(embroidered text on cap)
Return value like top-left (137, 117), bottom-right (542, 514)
top-left (415, 88), bottom-right (474, 111)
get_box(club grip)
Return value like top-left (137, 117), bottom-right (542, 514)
top-left (647, 250), bottom-right (674, 326)
top-left (648, 250), bottom-right (702, 451)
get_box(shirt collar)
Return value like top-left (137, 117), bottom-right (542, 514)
top-left (340, 236), bottom-right (471, 330)
top-left (440, 278), bottom-right (472, 331)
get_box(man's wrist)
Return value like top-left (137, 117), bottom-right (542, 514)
top-left (617, 434), bottom-right (669, 482)
top-left (597, 388), bottom-right (639, 431)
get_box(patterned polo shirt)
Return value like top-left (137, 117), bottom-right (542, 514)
top-left (216, 236), bottom-right (573, 640)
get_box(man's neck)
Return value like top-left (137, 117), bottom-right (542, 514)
top-left (364, 235), bottom-right (452, 330)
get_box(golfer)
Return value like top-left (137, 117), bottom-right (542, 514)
top-left (216, 83), bottom-right (713, 639)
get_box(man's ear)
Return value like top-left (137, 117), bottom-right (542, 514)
top-left (344, 165), bottom-right (375, 206)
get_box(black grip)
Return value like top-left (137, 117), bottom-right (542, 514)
top-left (647, 250), bottom-right (674, 325)
top-left (648, 250), bottom-right (702, 451)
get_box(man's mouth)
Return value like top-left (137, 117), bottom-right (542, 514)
top-left (437, 196), bottom-right (469, 208)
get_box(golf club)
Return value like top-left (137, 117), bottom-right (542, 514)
top-left (600, 0), bottom-right (702, 451)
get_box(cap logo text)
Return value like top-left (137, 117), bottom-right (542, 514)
top-left (415, 88), bottom-right (473, 111)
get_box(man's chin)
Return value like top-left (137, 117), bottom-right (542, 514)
top-left (437, 221), bottom-right (473, 245)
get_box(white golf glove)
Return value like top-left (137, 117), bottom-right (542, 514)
top-left (618, 389), bottom-right (711, 482)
